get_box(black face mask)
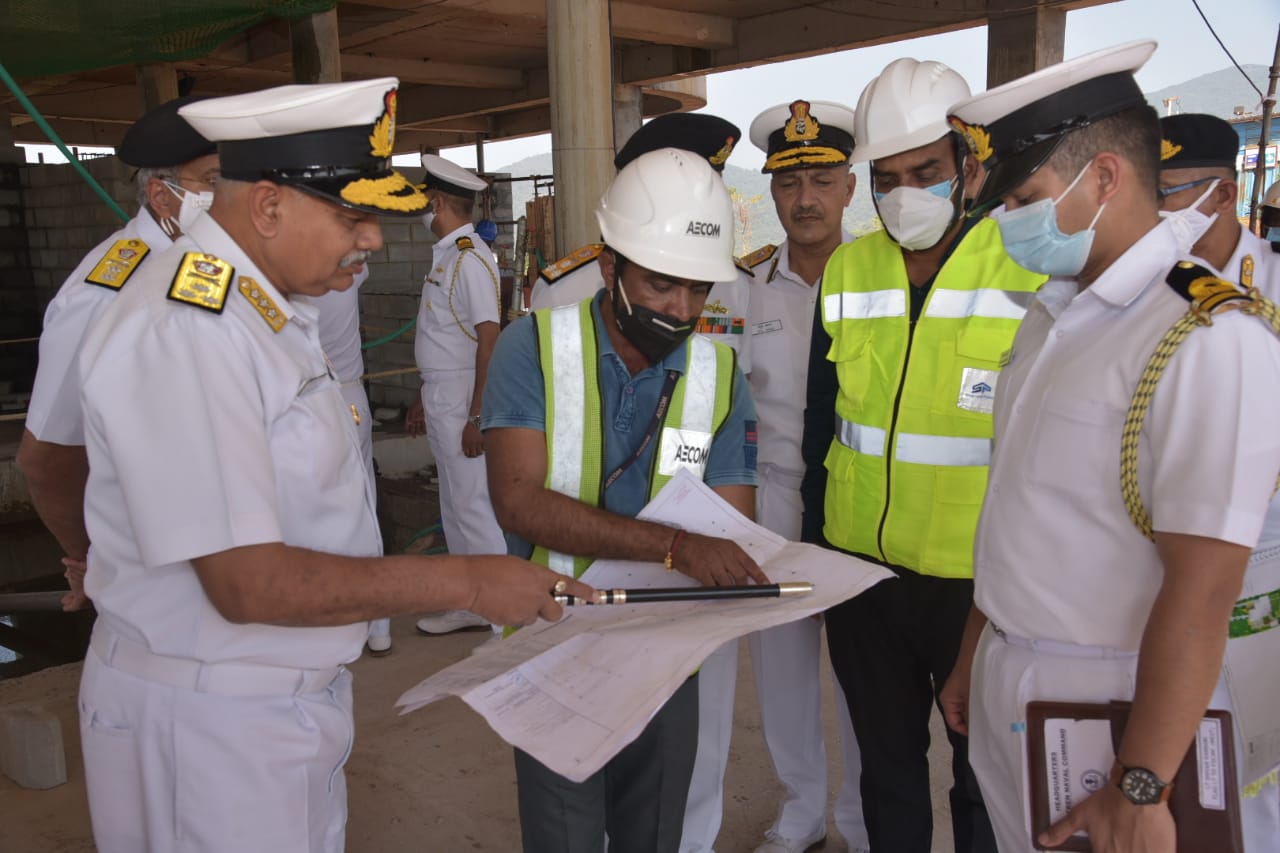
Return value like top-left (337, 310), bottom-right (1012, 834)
top-left (610, 272), bottom-right (696, 363)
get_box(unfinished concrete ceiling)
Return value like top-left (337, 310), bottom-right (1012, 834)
top-left (2, 0), bottom-right (1114, 154)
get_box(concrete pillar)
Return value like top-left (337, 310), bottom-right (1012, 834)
top-left (547, 0), bottom-right (615, 256)
top-left (987, 6), bottom-right (1065, 88)
top-left (135, 63), bottom-right (179, 112)
top-left (0, 104), bottom-right (22, 165)
top-left (613, 84), bottom-right (643, 152)
top-left (290, 8), bottom-right (342, 84)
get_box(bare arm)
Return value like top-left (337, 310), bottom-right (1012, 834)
top-left (1041, 532), bottom-right (1248, 852)
top-left (191, 543), bottom-right (593, 628)
top-left (939, 602), bottom-right (989, 736)
top-left (485, 425), bottom-right (767, 586)
top-left (462, 320), bottom-right (500, 457)
top-left (16, 429), bottom-right (90, 560)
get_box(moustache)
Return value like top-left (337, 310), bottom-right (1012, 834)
top-left (339, 250), bottom-right (370, 269)
top-left (792, 207), bottom-right (824, 220)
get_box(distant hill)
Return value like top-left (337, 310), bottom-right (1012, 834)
top-left (493, 64), bottom-right (1271, 259)
top-left (1145, 64), bottom-right (1269, 118)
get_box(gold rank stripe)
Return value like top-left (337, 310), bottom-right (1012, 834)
top-left (238, 276), bottom-right (287, 333)
top-left (166, 252), bottom-right (232, 314)
top-left (85, 238), bottom-right (149, 290)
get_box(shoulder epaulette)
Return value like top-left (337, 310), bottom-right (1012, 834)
top-left (85, 238), bottom-right (149, 290)
top-left (738, 244), bottom-right (778, 275)
top-left (238, 276), bottom-right (286, 332)
top-left (540, 243), bottom-right (604, 283)
top-left (166, 252), bottom-right (233, 314)
top-left (456, 235), bottom-right (475, 251)
top-left (1164, 260), bottom-right (1249, 315)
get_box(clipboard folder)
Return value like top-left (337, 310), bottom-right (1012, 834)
top-left (1026, 701), bottom-right (1243, 853)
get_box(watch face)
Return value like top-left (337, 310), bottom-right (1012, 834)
top-left (1120, 768), bottom-right (1165, 804)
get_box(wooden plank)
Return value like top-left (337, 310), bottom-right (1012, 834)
top-left (339, 54), bottom-right (523, 88)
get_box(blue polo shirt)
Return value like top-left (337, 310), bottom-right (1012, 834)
top-left (482, 291), bottom-right (758, 559)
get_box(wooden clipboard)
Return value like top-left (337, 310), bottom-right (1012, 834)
top-left (1026, 701), bottom-right (1244, 853)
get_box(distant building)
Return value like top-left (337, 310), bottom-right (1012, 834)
top-left (1231, 113), bottom-right (1276, 221)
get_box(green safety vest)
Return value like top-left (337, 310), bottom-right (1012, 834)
top-left (532, 299), bottom-right (737, 578)
top-left (820, 218), bottom-right (1045, 578)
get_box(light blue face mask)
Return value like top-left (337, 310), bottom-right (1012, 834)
top-left (873, 177), bottom-right (954, 204)
top-left (991, 161), bottom-right (1107, 277)
top-left (1267, 226), bottom-right (1280, 243)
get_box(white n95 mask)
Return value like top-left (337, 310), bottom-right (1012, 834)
top-left (875, 177), bottom-right (958, 251)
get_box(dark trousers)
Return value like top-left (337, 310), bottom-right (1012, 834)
top-left (514, 674), bottom-right (699, 853)
top-left (826, 568), bottom-right (997, 853)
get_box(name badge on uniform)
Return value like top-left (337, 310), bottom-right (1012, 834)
top-left (752, 319), bottom-right (783, 336)
top-left (957, 367), bottom-right (999, 414)
top-left (657, 427), bottom-right (714, 477)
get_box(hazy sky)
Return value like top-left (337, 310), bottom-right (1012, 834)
top-left (444, 0), bottom-right (1278, 173)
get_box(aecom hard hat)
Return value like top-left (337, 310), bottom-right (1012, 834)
top-left (1263, 180), bottom-right (1280, 211)
top-left (852, 58), bottom-right (972, 164)
top-left (595, 147), bottom-right (737, 283)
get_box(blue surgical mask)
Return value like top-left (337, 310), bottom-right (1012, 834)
top-left (991, 161), bottom-right (1107, 278)
top-left (1267, 226), bottom-right (1280, 243)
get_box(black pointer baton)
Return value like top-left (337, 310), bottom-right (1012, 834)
top-left (554, 581), bottom-right (813, 605)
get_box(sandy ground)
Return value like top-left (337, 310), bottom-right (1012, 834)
top-left (0, 618), bottom-right (957, 853)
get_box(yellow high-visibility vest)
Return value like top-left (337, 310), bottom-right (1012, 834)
top-left (532, 300), bottom-right (736, 578)
top-left (820, 219), bottom-right (1045, 578)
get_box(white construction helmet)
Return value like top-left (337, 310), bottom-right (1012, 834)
top-left (1263, 180), bottom-right (1280, 210)
top-left (851, 58), bottom-right (972, 164)
top-left (595, 147), bottom-right (736, 283)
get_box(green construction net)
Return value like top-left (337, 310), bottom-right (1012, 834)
top-left (1, 0), bottom-right (337, 79)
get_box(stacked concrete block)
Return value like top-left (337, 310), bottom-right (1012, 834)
top-left (0, 703), bottom-right (67, 789)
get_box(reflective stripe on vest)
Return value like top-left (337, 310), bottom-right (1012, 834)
top-left (819, 219), bottom-right (1045, 578)
top-left (837, 416), bottom-right (991, 467)
top-left (532, 303), bottom-right (735, 578)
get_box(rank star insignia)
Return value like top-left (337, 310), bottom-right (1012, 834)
top-left (167, 252), bottom-right (232, 313)
top-left (86, 238), bottom-right (150, 290)
top-left (238, 276), bottom-right (287, 332)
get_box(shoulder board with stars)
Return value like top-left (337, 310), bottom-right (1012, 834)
top-left (238, 276), bottom-right (286, 332)
top-left (456, 235), bottom-right (475, 251)
top-left (737, 244), bottom-right (778, 276)
top-left (539, 243), bottom-right (604, 283)
top-left (1164, 260), bottom-right (1249, 315)
top-left (85, 238), bottom-right (150, 290)
top-left (166, 252), bottom-right (233, 314)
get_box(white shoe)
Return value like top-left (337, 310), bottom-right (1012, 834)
top-left (752, 828), bottom-right (826, 853)
top-left (366, 633), bottom-right (392, 656)
top-left (415, 610), bottom-right (490, 634)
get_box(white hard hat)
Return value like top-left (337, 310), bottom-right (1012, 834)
top-left (851, 58), bottom-right (971, 164)
top-left (1263, 181), bottom-right (1280, 210)
top-left (595, 147), bottom-right (736, 283)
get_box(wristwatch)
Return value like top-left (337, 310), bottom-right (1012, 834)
top-left (1113, 762), bottom-right (1173, 805)
top-left (468, 414), bottom-right (482, 430)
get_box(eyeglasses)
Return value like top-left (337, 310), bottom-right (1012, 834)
top-left (175, 173), bottom-right (220, 191)
top-left (1157, 176), bottom-right (1215, 200)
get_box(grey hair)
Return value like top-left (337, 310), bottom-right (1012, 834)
top-left (136, 166), bottom-right (179, 213)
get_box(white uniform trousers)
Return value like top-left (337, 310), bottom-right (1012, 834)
top-left (680, 639), bottom-right (740, 853)
top-left (80, 634), bottom-right (354, 853)
top-left (968, 623), bottom-right (1280, 853)
top-left (341, 381), bottom-right (390, 643)
top-left (419, 368), bottom-right (507, 557)
top-left (748, 467), bottom-right (868, 848)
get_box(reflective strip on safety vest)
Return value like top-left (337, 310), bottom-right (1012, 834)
top-left (894, 433), bottom-right (991, 467)
top-left (837, 417), bottom-right (887, 457)
top-left (837, 416), bottom-right (991, 467)
top-left (823, 289), bottom-right (906, 323)
top-left (924, 288), bottom-right (1034, 320)
top-left (544, 305), bottom-right (589, 577)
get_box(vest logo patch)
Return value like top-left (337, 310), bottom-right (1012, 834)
top-left (686, 221), bottom-right (721, 237)
top-left (957, 367), bottom-right (998, 414)
top-left (658, 427), bottom-right (714, 477)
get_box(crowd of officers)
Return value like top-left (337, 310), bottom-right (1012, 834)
top-left (14, 34), bottom-right (1280, 853)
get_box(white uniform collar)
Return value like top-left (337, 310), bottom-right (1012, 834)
top-left (771, 229), bottom-right (854, 284)
top-left (184, 213), bottom-right (297, 325)
top-left (437, 222), bottom-right (476, 247)
top-left (1085, 217), bottom-right (1180, 309)
top-left (135, 209), bottom-right (174, 249)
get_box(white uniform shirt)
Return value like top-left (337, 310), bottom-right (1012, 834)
top-left (414, 223), bottom-right (502, 372)
top-left (746, 233), bottom-right (852, 480)
top-left (302, 265), bottom-right (368, 384)
top-left (529, 243), bottom-right (752, 370)
top-left (79, 215), bottom-right (380, 669)
top-left (26, 212), bottom-right (172, 444)
top-left (1210, 226), bottom-right (1280, 301)
top-left (974, 220), bottom-right (1280, 650)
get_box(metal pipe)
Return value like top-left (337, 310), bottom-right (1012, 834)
top-left (1248, 25), bottom-right (1280, 232)
top-left (0, 592), bottom-right (68, 613)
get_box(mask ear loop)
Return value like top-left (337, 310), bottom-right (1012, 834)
top-left (614, 267), bottom-right (635, 316)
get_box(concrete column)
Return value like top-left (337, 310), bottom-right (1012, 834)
top-left (0, 104), bottom-right (22, 165)
top-left (290, 8), bottom-right (342, 84)
top-left (135, 63), bottom-right (179, 111)
top-left (547, 0), bottom-right (615, 256)
top-left (987, 6), bottom-right (1065, 88)
top-left (613, 84), bottom-right (643, 152)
